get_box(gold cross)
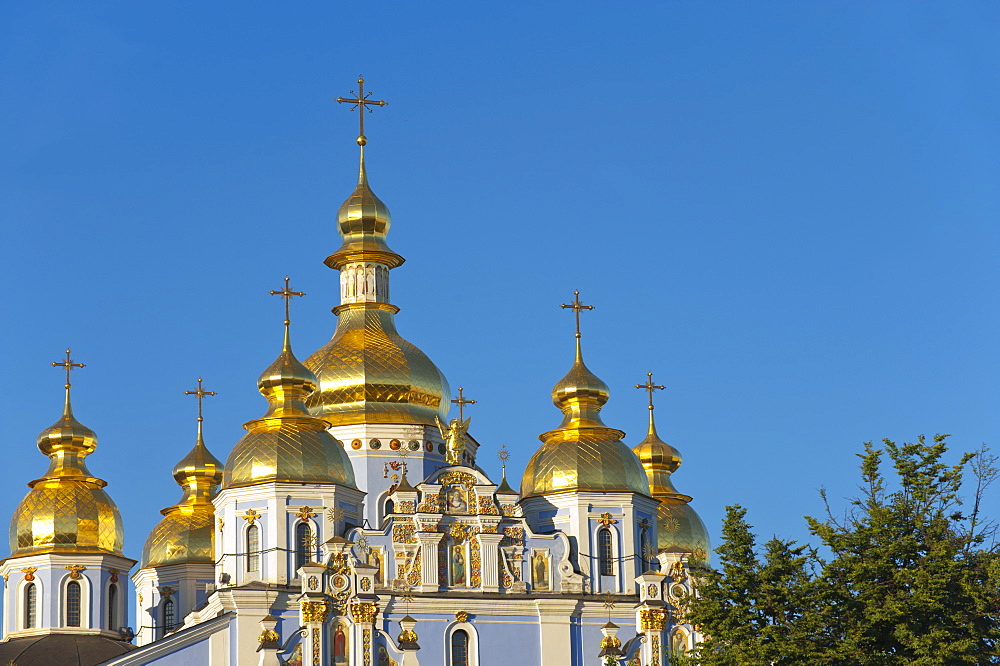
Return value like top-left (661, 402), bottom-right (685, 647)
top-left (451, 386), bottom-right (476, 420)
top-left (335, 76), bottom-right (388, 146)
top-left (52, 349), bottom-right (85, 389)
top-left (560, 290), bottom-right (594, 339)
top-left (184, 377), bottom-right (217, 423)
top-left (269, 275), bottom-right (305, 326)
top-left (635, 372), bottom-right (666, 411)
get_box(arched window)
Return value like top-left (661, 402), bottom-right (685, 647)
top-left (598, 528), bottom-right (614, 576)
top-left (295, 522), bottom-right (312, 572)
top-left (24, 583), bottom-right (37, 629)
top-left (66, 581), bottom-right (81, 627)
top-left (246, 523), bottom-right (260, 572)
top-left (162, 598), bottom-right (175, 633)
top-left (107, 583), bottom-right (118, 630)
top-left (451, 629), bottom-right (470, 666)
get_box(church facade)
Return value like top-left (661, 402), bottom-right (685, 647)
top-left (0, 80), bottom-right (710, 666)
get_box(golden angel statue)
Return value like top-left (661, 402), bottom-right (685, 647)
top-left (436, 416), bottom-right (471, 466)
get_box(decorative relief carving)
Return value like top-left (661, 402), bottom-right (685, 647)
top-left (501, 526), bottom-right (524, 547)
top-left (242, 509), bottom-right (260, 525)
top-left (455, 610), bottom-right (469, 622)
top-left (640, 608), bottom-right (667, 632)
top-left (392, 524), bottom-right (416, 544)
top-left (350, 601), bottom-right (379, 624)
top-left (301, 600), bottom-right (330, 623)
top-left (295, 506), bottom-right (317, 521)
top-left (477, 496), bottom-right (499, 515)
top-left (597, 512), bottom-right (618, 527)
top-left (20, 568), bottom-right (37, 582)
top-left (66, 565), bottom-right (86, 579)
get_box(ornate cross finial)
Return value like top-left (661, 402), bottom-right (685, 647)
top-left (635, 372), bottom-right (666, 411)
top-left (335, 75), bottom-right (388, 146)
top-left (184, 377), bottom-right (217, 423)
top-left (269, 275), bottom-right (305, 326)
top-left (497, 444), bottom-right (511, 474)
top-left (560, 290), bottom-right (594, 339)
top-left (603, 591), bottom-right (616, 621)
top-left (52, 349), bottom-right (85, 389)
top-left (451, 386), bottom-right (477, 421)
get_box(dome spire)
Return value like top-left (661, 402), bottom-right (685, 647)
top-left (631, 372), bottom-right (711, 564)
top-left (222, 278), bottom-right (357, 490)
top-left (10, 350), bottom-right (124, 557)
top-left (636, 372), bottom-right (666, 440)
top-left (520, 293), bottom-right (650, 498)
top-left (175, 377), bottom-right (223, 505)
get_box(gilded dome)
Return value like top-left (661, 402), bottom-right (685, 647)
top-left (141, 413), bottom-right (224, 568)
top-left (304, 306), bottom-right (450, 427)
top-left (324, 149), bottom-right (404, 270)
top-left (521, 339), bottom-right (649, 498)
top-left (632, 398), bottom-right (710, 565)
top-left (223, 325), bottom-right (357, 489)
top-left (9, 389), bottom-right (123, 557)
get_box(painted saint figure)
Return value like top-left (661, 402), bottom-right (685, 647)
top-left (333, 624), bottom-right (348, 664)
top-left (451, 544), bottom-right (466, 586)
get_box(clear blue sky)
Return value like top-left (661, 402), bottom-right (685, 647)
top-left (1, 1), bottom-right (998, 569)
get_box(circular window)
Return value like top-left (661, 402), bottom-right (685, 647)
top-left (390, 439), bottom-right (401, 450)
top-left (370, 439), bottom-right (382, 450)
top-left (408, 440), bottom-right (420, 451)
top-left (425, 442), bottom-right (433, 452)
top-left (438, 443), bottom-right (446, 455)
top-left (351, 439), bottom-right (362, 450)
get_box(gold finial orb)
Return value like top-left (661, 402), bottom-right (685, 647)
top-left (357, 135), bottom-right (367, 146)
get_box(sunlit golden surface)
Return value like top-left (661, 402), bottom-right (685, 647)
top-left (304, 306), bottom-right (449, 427)
top-left (224, 328), bottom-right (357, 489)
top-left (9, 395), bottom-right (124, 557)
top-left (633, 411), bottom-right (710, 564)
top-left (141, 426), bottom-right (223, 568)
top-left (521, 341), bottom-right (649, 498)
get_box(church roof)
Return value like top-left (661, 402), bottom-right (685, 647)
top-left (0, 634), bottom-right (136, 666)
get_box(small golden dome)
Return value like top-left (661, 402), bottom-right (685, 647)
top-left (324, 149), bottom-right (404, 270)
top-left (305, 307), bottom-right (450, 428)
top-left (632, 402), bottom-right (710, 565)
top-left (9, 388), bottom-right (124, 557)
top-left (223, 325), bottom-right (357, 489)
top-left (142, 417), bottom-right (224, 568)
top-left (521, 339), bottom-right (649, 498)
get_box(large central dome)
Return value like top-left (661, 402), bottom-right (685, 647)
top-left (304, 145), bottom-right (449, 427)
top-left (304, 306), bottom-right (449, 427)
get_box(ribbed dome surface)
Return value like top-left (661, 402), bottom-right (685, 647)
top-left (304, 307), bottom-right (450, 427)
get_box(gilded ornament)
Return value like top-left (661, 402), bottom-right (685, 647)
top-left (66, 565), bottom-right (86, 579)
top-left (398, 627), bottom-right (418, 643)
top-left (307, 575), bottom-right (319, 591)
top-left (301, 600), bottom-right (330, 623)
top-left (20, 568), bottom-right (37, 581)
top-left (109, 568), bottom-right (120, 583)
top-left (327, 506), bottom-right (345, 524)
top-left (295, 506), bottom-right (317, 521)
top-left (454, 610), bottom-right (469, 623)
top-left (242, 509), bottom-right (260, 525)
top-left (597, 512), bottom-right (618, 527)
top-left (313, 627), bottom-right (321, 665)
top-left (158, 586), bottom-right (175, 598)
top-left (350, 601), bottom-right (379, 624)
top-left (217, 517), bottom-right (224, 532)
top-left (647, 583), bottom-right (659, 598)
top-left (599, 635), bottom-right (622, 650)
top-left (360, 577), bottom-right (372, 592)
top-left (640, 608), bottom-right (667, 632)
top-left (258, 628), bottom-right (280, 644)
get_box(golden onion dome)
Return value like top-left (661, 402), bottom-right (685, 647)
top-left (142, 411), bottom-right (224, 569)
top-left (9, 384), bottom-right (124, 557)
top-left (223, 324), bottom-right (357, 489)
top-left (632, 396), bottom-right (710, 565)
top-left (521, 338), bottom-right (649, 498)
top-left (324, 148), bottom-right (404, 270)
top-left (304, 307), bottom-right (450, 427)
top-left (305, 146), bottom-right (449, 427)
